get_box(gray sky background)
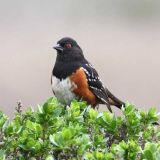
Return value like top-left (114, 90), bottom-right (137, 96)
top-left (0, 0), bottom-right (160, 116)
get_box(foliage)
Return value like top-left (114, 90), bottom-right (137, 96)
top-left (0, 98), bottom-right (159, 160)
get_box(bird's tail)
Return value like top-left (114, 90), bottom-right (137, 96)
top-left (105, 88), bottom-right (125, 109)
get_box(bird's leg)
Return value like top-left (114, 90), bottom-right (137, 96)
top-left (106, 102), bottom-right (112, 113)
top-left (95, 104), bottom-right (100, 111)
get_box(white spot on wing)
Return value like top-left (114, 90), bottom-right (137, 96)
top-left (81, 67), bottom-right (90, 77)
top-left (90, 86), bottom-right (103, 92)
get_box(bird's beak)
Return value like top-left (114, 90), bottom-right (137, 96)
top-left (53, 44), bottom-right (63, 52)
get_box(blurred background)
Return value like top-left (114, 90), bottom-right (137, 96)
top-left (0, 0), bottom-right (160, 116)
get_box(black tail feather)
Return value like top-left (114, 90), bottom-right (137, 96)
top-left (105, 88), bottom-right (125, 109)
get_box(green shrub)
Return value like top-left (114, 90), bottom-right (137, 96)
top-left (0, 98), bottom-right (159, 160)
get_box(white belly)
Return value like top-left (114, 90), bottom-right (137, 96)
top-left (51, 76), bottom-right (77, 105)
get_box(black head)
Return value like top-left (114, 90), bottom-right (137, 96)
top-left (53, 37), bottom-right (85, 62)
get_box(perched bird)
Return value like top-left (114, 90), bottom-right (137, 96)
top-left (51, 37), bottom-right (125, 112)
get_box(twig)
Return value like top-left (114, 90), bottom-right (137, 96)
top-left (15, 100), bottom-right (23, 113)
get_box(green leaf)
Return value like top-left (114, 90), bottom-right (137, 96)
top-left (43, 97), bottom-right (59, 114)
top-left (53, 107), bottom-right (62, 117)
top-left (89, 108), bottom-right (97, 120)
top-left (0, 150), bottom-right (5, 160)
top-left (0, 98), bottom-right (160, 159)
top-left (61, 128), bottom-right (73, 141)
top-left (0, 112), bottom-right (7, 128)
top-left (49, 134), bottom-right (59, 147)
top-left (45, 155), bottom-right (54, 160)
top-left (25, 120), bottom-right (42, 134)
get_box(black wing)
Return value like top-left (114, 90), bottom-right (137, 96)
top-left (81, 63), bottom-right (112, 112)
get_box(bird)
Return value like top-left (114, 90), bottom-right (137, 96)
top-left (51, 37), bottom-right (125, 112)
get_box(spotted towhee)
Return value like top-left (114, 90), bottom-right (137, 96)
top-left (51, 37), bottom-right (125, 112)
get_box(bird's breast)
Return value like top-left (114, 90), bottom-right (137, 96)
top-left (51, 67), bottom-right (97, 106)
top-left (51, 76), bottom-right (77, 105)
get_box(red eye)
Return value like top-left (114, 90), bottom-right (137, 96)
top-left (65, 43), bottom-right (72, 48)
